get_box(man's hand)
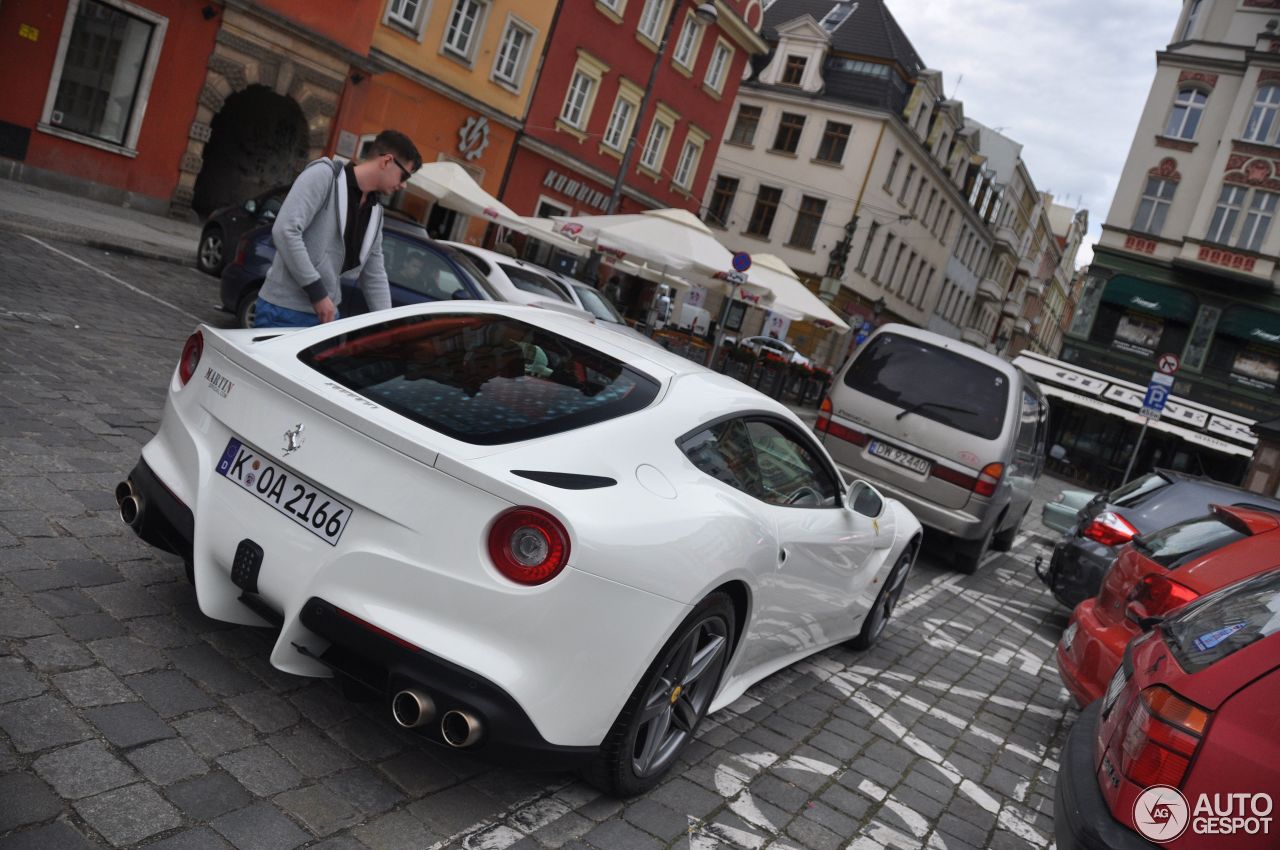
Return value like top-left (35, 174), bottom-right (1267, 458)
top-left (313, 296), bottom-right (337, 323)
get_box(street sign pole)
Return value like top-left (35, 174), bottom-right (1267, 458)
top-left (1124, 370), bottom-right (1175, 485)
top-left (1120, 419), bottom-right (1149, 486)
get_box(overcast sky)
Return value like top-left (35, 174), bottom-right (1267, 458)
top-left (884, 0), bottom-right (1176, 267)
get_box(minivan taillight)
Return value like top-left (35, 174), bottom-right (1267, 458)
top-left (1127, 574), bottom-right (1199, 619)
top-left (932, 461), bottom-right (1002, 496)
top-left (815, 400), bottom-right (870, 447)
top-left (487, 508), bottom-right (570, 585)
top-left (1082, 511), bottom-right (1139, 547)
top-left (178, 331), bottom-right (203, 386)
top-left (1120, 686), bottom-right (1209, 788)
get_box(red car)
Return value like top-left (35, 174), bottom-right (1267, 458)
top-left (1055, 569), bottom-right (1280, 849)
top-left (1057, 504), bottom-right (1280, 706)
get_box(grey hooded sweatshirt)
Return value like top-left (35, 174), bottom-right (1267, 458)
top-left (258, 158), bottom-right (391, 314)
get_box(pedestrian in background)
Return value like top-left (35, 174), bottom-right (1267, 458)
top-left (254, 130), bottom-right (422, 328)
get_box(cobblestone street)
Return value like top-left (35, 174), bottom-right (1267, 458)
top-left (0, 230), bottom-right (1078, 849)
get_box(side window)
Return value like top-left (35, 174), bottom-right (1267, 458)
top-left (385, 237), bottom-right (472, 301)
top-left (745, 420), bottom-right (840, 507)
top-left (680, 419), bottom-right (763, 498)
top-left (1015, 389), bottom-right (1038, 456)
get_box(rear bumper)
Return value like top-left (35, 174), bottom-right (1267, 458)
top-left (1055, 701), bottom-right (1158, 850)
top-left (1056, 601), bottom-right (1128, 708)
top-left (832, 461), bottom-right (991, 542)
top-left (124, 458), bottom-right (194, 565)
top-left (1043, 538), bottom-right (1116, 609)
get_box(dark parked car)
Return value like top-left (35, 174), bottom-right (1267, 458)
top-left (1038, 469), bottom-right (1280, 610)
top-left (197, 185), bottom-right (289, 276)
top-left (1055, 568), bottom-right (1280, 849)
top-left (218, 216), bottom-right (494, 328)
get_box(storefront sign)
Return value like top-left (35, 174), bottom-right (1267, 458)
top-left (1124, 235), bottom-right (1157, 254)
top-left (542, 169), bottom-right (610, 211)
top-left (1207, 416), bottom-right (1258, 445)
top-left (1198, 245), bottom-right (1257, 272)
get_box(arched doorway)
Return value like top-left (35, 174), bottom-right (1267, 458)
top-left (191, 85), bottom-right (308, 218)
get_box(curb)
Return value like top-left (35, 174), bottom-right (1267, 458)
top-left (0, 216), bottom-right (197, 269)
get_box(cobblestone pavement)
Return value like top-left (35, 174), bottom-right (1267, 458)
top-left (0, 230), bottom-right (1080, 849)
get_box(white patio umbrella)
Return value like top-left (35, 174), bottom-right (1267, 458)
top-left (749, 254), bottom-right (851, 332)
top-left (514, 216), bottom-right (592, 257)
top-left (406, 161), bottom-right (527, 231)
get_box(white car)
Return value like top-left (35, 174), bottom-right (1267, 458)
top-left (740, 335), bottom-right (811, 366)
top-left (118, 302), bottom-right (922, 795)
top-left (441, 241), bottom-right (575, 308)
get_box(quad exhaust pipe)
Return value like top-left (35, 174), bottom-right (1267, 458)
top-left (390, 689), bottom-right (436, 729)
top-left (441, 709), bottom-right (483, 748)
top-left (115, 480), bottom-right (142, 529)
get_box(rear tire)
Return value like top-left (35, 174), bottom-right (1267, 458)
top-left (584, 592), bottom-right (735, 797)
top-left (991, 507), bottom-right (1025, 552)
top-left (851, 546), bottom-right (915, 650)
top-left (235, 285), bottom-right (262, 329)
top-left (953, 524), bottom-right (994, 574)
top-left (197, 226), bottom-right (225, 276)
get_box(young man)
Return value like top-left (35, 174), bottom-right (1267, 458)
top-left (254, 130), bottom-right (422, 328)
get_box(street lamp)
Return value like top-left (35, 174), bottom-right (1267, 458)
top-left (583, 1), bottom-right (718, 280)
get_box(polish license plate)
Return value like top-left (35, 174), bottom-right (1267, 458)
top-left (867, 440), bottom-right (931, 476)
top-left (215, 438), bottom-right (352, 546)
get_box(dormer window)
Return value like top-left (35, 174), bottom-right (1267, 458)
top-left (819, 2), bottom-right (857, 33)
top-left (782, 55), bottom-right (807, 86)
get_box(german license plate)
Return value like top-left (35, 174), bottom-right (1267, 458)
top-left (215, 438), bottom-right (352, 546)
top-left (868, 440), bottom-right (931, 475)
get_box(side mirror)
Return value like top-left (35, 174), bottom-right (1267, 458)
top-left (847, 480), bottom-right (884, 518)
top-left (244, 199), bottom-right (257, 214)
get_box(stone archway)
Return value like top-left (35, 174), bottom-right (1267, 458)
top-left (190, 86), bottom-right (307, 218)
top-left (170, 6), bottom-right (347, 218)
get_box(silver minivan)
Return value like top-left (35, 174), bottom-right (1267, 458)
top-left (817, 324), bottom-right (1048, 572)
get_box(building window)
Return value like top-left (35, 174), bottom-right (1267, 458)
top-left (1133, 176), bottom-right (1175, 235)
top-left (673, 132), bottom-right (706, 189)
top-left (1244, 85), bottom-right (1280, 144)
top-left (637, 0), bottom-right (667, 41)
top-left (1164, 87), bottom-right (1207, 140)
top-left (856, 221), bottom-right (879, 272)
top-left (771, 112), bottom-right (805, 154)
top-left (1206, 184), bottom-right (1246, 243)
top-left (443, 0), bottom-right (485, 59)
top-left (672, 12), bottom-right (704, 69)
top-left (602, 90), bottom-right (637, 151)
top-left (819, 2), bottom-right (856, 32)
top-left (492, 18), bottom-right (533, 87)
top-left (561, 70), bottom-right (595, 128)
top-left (707, 175), bottom-right (739, 227)
top-left (387, 0), bottom-right (426, 31)
top-left (728, 104), bottom-right (761, 145)
top-left (911, 178), bottom-right (926, 215)
top-left (789, 195), bottom-right (826, 249)
top-left (898, 165), bottom-right (916, 203)
top-left (43, 0), bottom-right (167, 151)
top-left (815, 121), bottom-right (851, 164)
top-left (1181, 0), bottom-right (1202, 40)
top-left (704, 40), bottom-right (732, 93)
top-left (747, 185), bottom-right (783, 237)
top-left (781, 55), bottom-right (807, 86)
top-left (873, 234), bottom-right (895, 281)
top-left (639, 105), bottom-right (678, 172)
top-left (883, 149), bottom-right (902, 190)
top-left (1238, 189), bottom-right (1278, 252)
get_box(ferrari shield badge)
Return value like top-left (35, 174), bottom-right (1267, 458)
top-left (282, 424), bottom-right (305, 456)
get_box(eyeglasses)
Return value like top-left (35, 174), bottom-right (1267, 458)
top-left (390, 156), bottom-right (413, 183)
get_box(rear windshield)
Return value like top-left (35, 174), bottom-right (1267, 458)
top-left (1163, 569), bottom-right (1280, 674)
top-left (573, 284), bottom-right (623, 323)
top-left (1108, 471), bottom-right (1170, 507)
top-left (299, 314), bottom-right (659, 445)
top-left (1132, 514), bottom-right (1247, 569)
top-left (842, 333), bottom-right (1008, 439)
top-left (502, 265), bottom-right (570, 301)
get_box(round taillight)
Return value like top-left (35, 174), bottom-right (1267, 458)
top-left (487, 508), bottom-right (570, 585)
top-left (178, 331), bottom-right (204, 386)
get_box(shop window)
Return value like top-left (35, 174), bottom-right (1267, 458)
top-left (42, 0), bottom-right (167, 153)
top-left (1205, 306), bottom-right (1280, 393)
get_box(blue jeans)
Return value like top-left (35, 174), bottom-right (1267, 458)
top-left (253, 298), bottom-right (338, 328)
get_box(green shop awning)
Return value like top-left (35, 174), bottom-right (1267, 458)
top-left (1101, 276), bottom-right (1198, 322)
top-left (1216, 305), bottom-right (1280, 345)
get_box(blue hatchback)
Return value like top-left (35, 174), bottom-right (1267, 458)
top-left (218, 215), bottom-right (494, 328)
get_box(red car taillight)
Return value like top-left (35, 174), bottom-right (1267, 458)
top-left (232, 236), bottom-right (250, 268)
top-left (487, 508), bottom-right (570, 585)
top-left (1128, 573), bottom-right (1199, 618)
top-left (1120, 685), bottom-right (1209, 787)
top-left (931, 461), bottom-right (1003, 496)
top-left (177, 331), bottom-right (203, 386)
top-left (815, 398), bottom-right (870, 446)
top-left (1082, 511), bottom-right (1138, 547)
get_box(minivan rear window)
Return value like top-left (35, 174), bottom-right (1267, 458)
top-left (842, 333), bottom-right (1008, 439)
top-left (300, 314), bottom-right (659, 445)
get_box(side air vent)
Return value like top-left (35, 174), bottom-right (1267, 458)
top-left (511, 470), bottom-right (617, 490)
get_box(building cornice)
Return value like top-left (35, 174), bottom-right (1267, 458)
top-left (369, 48), bottom-right (523, 131)
top-left (222, 0), bottom-right (385, 74)
top-left (1155, 50), bottom-right (1247, 74)
top-left (712, 0), bottom-right (769, 55)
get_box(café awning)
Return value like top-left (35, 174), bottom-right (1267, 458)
top-left (749, 254), bottom-right (851, 332)
top-left (406, 161), bottom-right (526, 231)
